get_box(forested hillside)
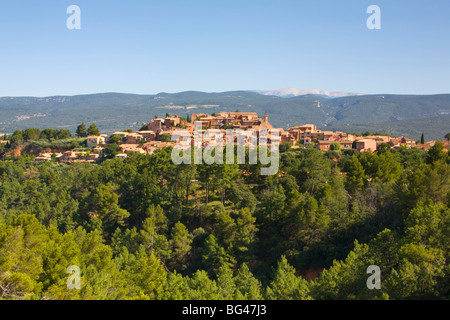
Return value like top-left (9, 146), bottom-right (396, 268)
top-left (1, 92), bottom-right (449, 140)
top-left (0, 143), bottom-right (449, 300)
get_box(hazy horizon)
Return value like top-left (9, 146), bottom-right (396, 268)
top-left (1, 88), bottom-right (450, 99)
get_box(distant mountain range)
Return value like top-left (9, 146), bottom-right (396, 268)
top-left (0, 91), bottom-right (449, 141)
top-left (252, 88), bottom-right (362, 98)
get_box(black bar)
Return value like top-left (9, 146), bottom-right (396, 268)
top-left (0, 300), bottom-right (446, 319)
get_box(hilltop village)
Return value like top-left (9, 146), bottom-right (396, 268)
top-left (7, 111), bottom-right (447, 163)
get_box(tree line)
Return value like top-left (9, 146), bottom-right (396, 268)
top-left (0, 139), bottom-right (449, 299)
top-left (1, 123), bottom-right (101, 146)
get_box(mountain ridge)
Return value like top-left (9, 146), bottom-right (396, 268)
top-left (252, 88), bottom-right (362, 98)
top-left (1, 91), bottom-right (449, 140)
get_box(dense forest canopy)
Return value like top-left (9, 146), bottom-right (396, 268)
top-left (0, 142), bottom-right (449, 300)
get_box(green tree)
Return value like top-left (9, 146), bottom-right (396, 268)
top-left (216, 264), bottom-right (236, 299)
top-left (76, 123), bottom-right (87, 138)
top-left (201, 234), bottom-right (235, 277)
top-left (197, 162), bottom-right (217, 204)
top-left (330, 142), bottom-right (340, 151)
top-left (396, 161), bottom-right (450, 213)
top-left (426, 140), bottom-right (447, 164)
top-left (377, 142), bottom-right (391, 153)
top-left (10, 130), bottom-right (24, 146)
top-left (284, 192), bottom-right (330, 248)
top-left (311, 241), bottom-right (378, 300)
top-left (216, 163), bottom-right (240, 204)
top-left (168, 222), bottom-right (192, 272)
top-left (109, 134), bottom-right (123, 144)
top-left (40, 128), bottom-right (55, 141)
top-left (139, 217), bottom-right (171, 264)
top-left (160, 271), bottom-right (190, 300)
top-left (87, 123), bottom-right (100, 136)
top-left (421, 133), bottom-right (425, 144)
top-left (345, 155), bottom-right (366, 193)
top-left (103, 143), bottom-right (121, 158)
top-left (187, 270), bottom-right (221, 300)
top-left (180, 163), bottom-right (197, 204)
top-left (386, 243), bottom-right (445, 299)
top-left (23, 128), bottom-right (41, 142)
top-left (445, 132), bottom-right (450, 143)
top-left (123, 246), bottom-right (167, 299)
top-left (228, 184), bottom-right (257, 213)
top-left (73, 228), bottom-right (126, 300)
top-left (157, 133), bottom-right (171, 142)
top-left (85, 183), bottom-right (130, 233)
top-left (375, 151), bottom-right (402, 183)
top-left (279, 142), bottom-right (292, 153)
top-left (265, 256), bottom-right (311, 300)
top-left (233, 263), bottom-right (263, 300)
top-left (58, 129), bottom-right (72, 140)
top-left (293, 148), bottom-right (332, 194)
top-left (234, 208), bottom-right (258, 255)
top-left (0, 215), bottom-right (45, 299)
top-left (259, 185), bottom-right (286, 223)
top-left (404, 203), bottom-right (449, 250)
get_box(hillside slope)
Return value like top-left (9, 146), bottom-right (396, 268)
top-left (0, 92), bottom-right (449, 140)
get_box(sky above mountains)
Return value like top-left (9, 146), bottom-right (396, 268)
top-left (0, 0), bottom-right (449, 97)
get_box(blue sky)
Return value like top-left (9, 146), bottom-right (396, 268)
top-left (0, 0), bottom-right (449, 96)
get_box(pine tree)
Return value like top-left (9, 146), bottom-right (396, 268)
top-left (426, 140), bottom-right (446, 164)
top-left (187, 270), bottom-right (220, 300)
top-left (265, 255), bottom-right (311, 300)
top-left (87, 123), bottom-right (100, 136)
top-left (76, 123), bottom-right (87, 138)
top-left (234, 263), bottom-right (263, 300)
top-left (168, 222), bottom-right (192, 271)
top-left (235, 207), bottom-right (258, 252)
top-left (201, 234), bottom-right (235, 277)
top-left (160, 271), bottom-right (190, 300)
top-left (87, 183), bottom-right (130, 233)
top-left (345, 155), bottom-right (366, 193)
top-left (123, 246), bottom-right (167, 299)
top-left (216, 264), bottom-right (236, 299)
top-left (0, 215), bottom-right (45, 300)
